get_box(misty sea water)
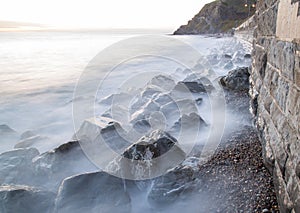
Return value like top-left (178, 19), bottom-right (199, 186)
top-left (0, 30), bottom-right (250, 153)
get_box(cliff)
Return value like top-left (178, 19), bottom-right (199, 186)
top-left (174, 0), bottom-right (255, 35)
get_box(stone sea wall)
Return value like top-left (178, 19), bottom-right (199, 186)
top-left (250, 0), bottom-right (300, 211)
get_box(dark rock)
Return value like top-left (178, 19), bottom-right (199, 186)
top-left (225, 54), bottom-right (232, 59)
top-left (122, 130), bottom-right (179, 160)
top-left (196, 97), bottom-right (203, 105)
top-left (99, 121), bottom-right (131, 152)
top-left (174, 81), bottom-right (214, 93)
top-left (107, 130), bottom-right (186, 179)
top-left (220, 67), bottom-right (250, 91)
top-left (0, 185), bottom-right (55, 213)
top-left (244, 54), bottom-right (252, 59)
top-left (169, 113), bottom-right (208, 138)
top-left (147, 157), bottom-right (199, 206)
top-left (33, 141), bottom-right (97, 190)
top-left (75, 117), bottom-right (131, 153)
top-left (132, 119), bottom-right (151, 134)
top-left (55, 171), bottom-right (131, 213)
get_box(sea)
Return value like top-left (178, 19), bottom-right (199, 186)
top-left (0, 29), bottom-right (251, 154)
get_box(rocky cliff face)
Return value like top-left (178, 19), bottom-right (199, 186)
top-left (174, 0), bottom-right (255, 35)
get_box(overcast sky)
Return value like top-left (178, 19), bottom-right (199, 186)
top-left (0, 0), bottom-right (213, 29)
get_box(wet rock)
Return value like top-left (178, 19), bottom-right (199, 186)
top-left (20, 130), bottom-right (36, 140)
top-left (148, 157), bottom-right (199, 206)
top-left (33, 141), bottom-right (97, 190)
top-left (224, 54), bottom-right (232, 59)
top-left (148, 75), bottom-right (176, 91)
top-left (174, 81), bottom-right (208, 93)
top-left (132, 119), bottom-right (151, 134)
top-left (55, 171), bottom-right (131, 213)
top-left (130, 100), bottom-right (160, 123)
top-left (107, 130), bottom-right (186, 179)
top-left (196, 97), bottom-right (203, 105)
top-left (99, 92), bottom-right (132, 105)
top-left (220, 67), bottom-right (250, 91)
top-left (0, 185), bottom-right (55, 213)
top-left (244, 54), bottom-right (251, 59)
top-left (123, 130), bottom-right (179, 160)
top-left (0, 148), bottom-right (39, 186)
top-left (141, 85), bottom-right (162, 99)
top-left (183, 75), bottom-right (215, 89)
top-left (169, 112), bottom-right (207, 138)
top-left (102, 104), bottom-right (129, 121)
top-left (75, 117), bottom-right (130, 151)
top-left (153, 93), bottom-right (173, 106)
top-left (0, 124), bottom-right (16, 135)
top-left (99, 121), bottom-right (131, 152)
top-left (14, 135), bottom-right (48, 149)
top-left (224, 61), bottom-right (234, 70)
top-left (163, 98), bottom-right (199, 121)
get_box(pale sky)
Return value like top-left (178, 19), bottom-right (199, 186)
top-left (0, 0), bottom-right (213, 29)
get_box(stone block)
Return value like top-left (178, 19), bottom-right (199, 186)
top-left (294, 54), bottom-right (300, 87)
top-left (269, 120), bottom-right (288, 172)
top-left (270, 99), bottom-right (283, 129)
top-left (270, 69), bottom-right (279, 97)
top-left (262, 126), bottom-right (275, 171)
top-left (273, 161), bottom-right (293, 212)
top-left (274, 77), bottom-right (289, 112)
top-left (286, 86), bottom-right (300, 118)
top-left (268, 40), bottom-right (296, 78)
top-left (257, 3), bottom-right (279, 36)
top-left (286, 173), bottom-right (300, 212)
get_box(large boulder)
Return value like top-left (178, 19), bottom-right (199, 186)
top-left (122, 130), bottom-right (179, 160)
top-left (0, 148), bottom-right (39, 186)
top-left (160, 99), bottom-right (198, 125)
top-left (0, 124), bottom-right (16, 135)
top-left (107, 130), bottom-right (186, 180)
top-left (130, 99), bottom-right (160, 122)
top-left (148, 75), bottom-right (176, 91)
top-left (20, 130), bottom-right (36, 140)
top-left (0, 124), bottom-right (18, 151)
top-left (75, 117), bottom-right (131, 153)
top-left (33, 141), bottom-right (97, 190)
top-left (174, 81), bottom-right (208, 93)
top-left (55, 171), bottom-right (131, 213)
top-left (99, 121), bottom-right (131, 152)
top-left (168, 112), bottom-right (208, 138)
top-left (0, 185), bottom-right (55, 213)
top-left (0, 141), bottom-right (97, 192)
top-left (147, 157), bottom-right (200, 206)
top-left (220, 67), bottom-right (250, 91)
